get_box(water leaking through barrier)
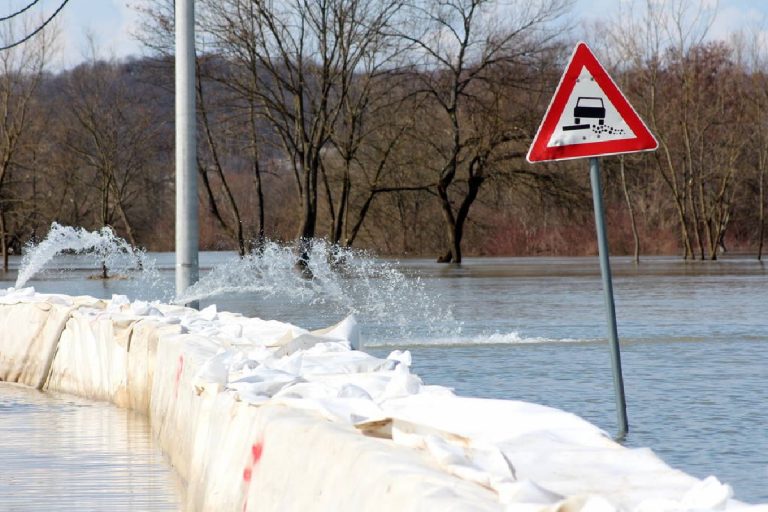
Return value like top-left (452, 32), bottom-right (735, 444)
top-left (10, 223), bottom-right (644, 348)
top-left (173, 239), bottom-right (458, 338)
top-left (13, 224), bottom-right (459, 342)
top-left (15, 223), bottom-right (159, 291)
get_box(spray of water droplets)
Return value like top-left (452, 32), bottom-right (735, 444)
top-left (14, 225), bottom-right (459, 343)
top-left (15, 223), bottom-right (159, 292)
top-left (174, 239), bottom-right (457, 340)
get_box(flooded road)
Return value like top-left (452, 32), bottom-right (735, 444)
top-left (0, 383), bottom-right (183, 511)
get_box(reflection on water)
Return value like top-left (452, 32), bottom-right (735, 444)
top-left (0, 383), bottom-right (183, 511)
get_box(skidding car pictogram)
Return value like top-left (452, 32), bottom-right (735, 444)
top-left (563, 97), bottom-right (606, 131)
top-left (574, 97), bottom-right (605, 125)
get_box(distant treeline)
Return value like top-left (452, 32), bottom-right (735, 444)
top-left (0, 0), bottom-right (765, 269)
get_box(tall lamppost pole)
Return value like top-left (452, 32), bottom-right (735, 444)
top-left (175, 0), bottom-right (198, 303)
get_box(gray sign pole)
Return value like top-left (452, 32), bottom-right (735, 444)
top-left (175, 0), bottom-right (199, 306)
top-left (589, 157), bottom-right (629, 439)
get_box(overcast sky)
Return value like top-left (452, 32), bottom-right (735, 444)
top-left (2, 0), bottom-right (768, 69)
top-left (1, 0), bottom-right (143, 67)
top-left (574, 0), bottom-right (768, 41)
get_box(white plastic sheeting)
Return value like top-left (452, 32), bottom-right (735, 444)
top-left (0, 287), bottom-right (765, 512)
top-left (0, 288), bottom-right (99, 388)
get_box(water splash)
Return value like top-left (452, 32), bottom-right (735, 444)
top-left (15, 226), bottom-right (458, 342)
top-left (15, 223), bottom-right (158, 290)
top-left (175, 240), bottom-right (456, 339)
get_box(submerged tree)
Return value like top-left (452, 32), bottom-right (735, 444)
top-left (63, 58), bottom-right (163, 250)
top-left (203, 0), bottom-right (405, 260)
top-left (600, 0), bottom-right (754, 260)
top-left (399, 0), bottom-right (569, 263)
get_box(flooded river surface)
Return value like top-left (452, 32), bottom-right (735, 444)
top-left (0, 253), bottom-right (766, 504)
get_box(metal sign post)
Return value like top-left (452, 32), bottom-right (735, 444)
top-left (589, 157), bottom-right (628, 438)
top-left (175, 0), bottom-right (199, 306)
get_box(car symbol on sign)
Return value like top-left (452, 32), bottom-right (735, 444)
top-left (574, 97), bottom-right (605, 125)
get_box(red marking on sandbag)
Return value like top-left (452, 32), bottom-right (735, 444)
top-left (174, 355), bottom-right (184, 398)
top-left (242, 437), bottom-right (264, 511)
top-left (251, 442), bottom-right (263, 464)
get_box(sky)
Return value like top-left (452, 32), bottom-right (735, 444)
top-left (574, 0), bottom-right (768, 41)
top-left (1, 0), bottom-right (145, 68)
top-left (2, 0), bottom-right (768, 69)
top-left (59, 0), bottom-right (145, 63)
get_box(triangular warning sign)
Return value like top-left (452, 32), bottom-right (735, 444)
top-left (527, 42), bottom-right (658, 163)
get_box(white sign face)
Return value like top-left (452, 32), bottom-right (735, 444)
top-left (547, 67), bottom-right (635, 148)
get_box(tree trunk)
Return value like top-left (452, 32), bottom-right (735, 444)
top-left (654, 151), bottom-right (693, 258)
top-left (0, 206), bottom-right (7, 273)
top-left (451, 173), bottom-right (484, 265)
top-left (197, 62), bottom-right (245, 256)
top-left (320, 163), bottom-right (336, 238)
top-left (758, 163), bottom-right (765, 261)
top-left (686, 174), bottom-right (705, 260)
top-left (198, 160), bottom-right (235, 240)
top-left (296, 157), bottom-right (319, 270)
top-left (450, 227), bottom-right (462, 264)
top-left (698, 178), bottom-right (716, 261)
top-left (113, 195), bottom-right (137, 248)
top-left (436, 181), bottom-right (458, 263)
top-left (333, 165), bottom-right (351, 245)
top-left (252, 158), bottom-right (266, 253)
top-left (298, 171), bottom-right (318, 241)
top-left (345, 191), bottom-right (376, 248)
top-left (678, 201), bottom-right (693, 259)
top-left (714, 209), bottom-right (730, 259)
top-left (117, 204), bottom-right (137, 248)
top-left (250, 103), bottom-right (265, 252)
top-left (102, 170), bottom-right (109, 229)
top-left (620, 156), bottom-right (640, 264)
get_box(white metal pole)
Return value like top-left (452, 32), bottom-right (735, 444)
top-left (175, 0), bottom-right (199, 304)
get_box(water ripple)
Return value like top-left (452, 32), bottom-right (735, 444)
top-left (0, 383), bottom-right (183, 511)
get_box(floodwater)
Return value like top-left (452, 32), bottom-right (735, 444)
top-left (0, 253), bottom-right (766, 504)
top-left (0, 383), bottom-right (183, 511)
top-left (373, 257), bottom-right (768, 504)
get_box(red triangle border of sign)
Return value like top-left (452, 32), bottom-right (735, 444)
top-left (526, 42), bottom-right (658, 163)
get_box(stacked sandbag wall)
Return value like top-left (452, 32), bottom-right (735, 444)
top-left (0, 296), bottom-right (501, 512)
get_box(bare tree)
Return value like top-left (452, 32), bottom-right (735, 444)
top-left (321, 29), bottom-right (415, 245)
top-left (0, 20), bottom-right (54, 271)
top-left (195, 56), bottom-right (249, 255)
top-left (398, 0), bottom-right (569, 263)
top-left (742, 26), bottom-right (768, 260)
top-left (202, 0), bottom-right (404, 259)
top-left (62, 57), bottom-right (163, 252)
top-left (603, 0), bottom-right (751, 260)
top-left (340, 97), bottom-right (433, 248)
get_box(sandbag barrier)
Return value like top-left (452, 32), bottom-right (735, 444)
top-left (0, 289), bottom-right (764, 512)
